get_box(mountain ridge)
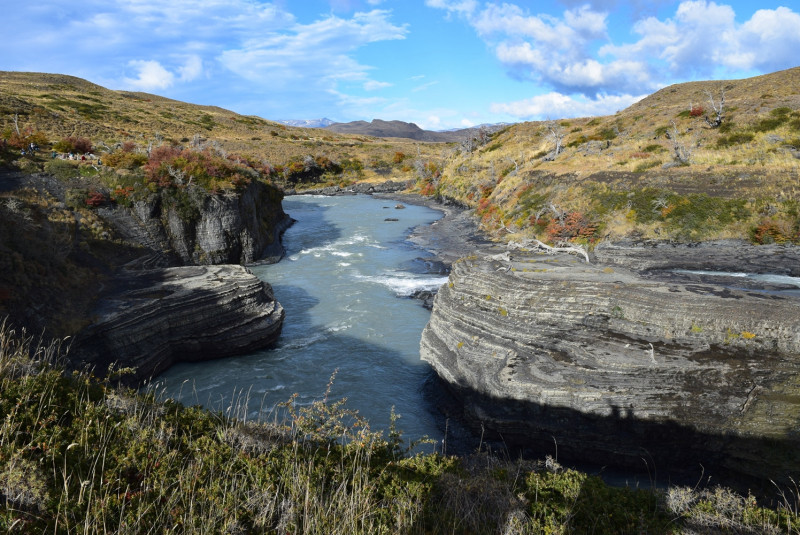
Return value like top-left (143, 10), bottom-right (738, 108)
top-left (325, 118), bottom-right (483, 142)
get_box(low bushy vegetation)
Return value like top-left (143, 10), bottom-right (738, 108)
top-left (1, 322), bottom-right (798, 534)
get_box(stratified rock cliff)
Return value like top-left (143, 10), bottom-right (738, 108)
top-left (109, 179), bottom-right (291, 266)
top-left (420, 244), bottom-right (800, 488)
top-left (73, 265), bottom-right (284, 383)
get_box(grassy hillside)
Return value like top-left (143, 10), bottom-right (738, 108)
top-left (415, 67), bottom-right (800, 245)
top-left (0, 71), bottom-right (444, 185)
top-left (2, 322), bottom-right (798, 534)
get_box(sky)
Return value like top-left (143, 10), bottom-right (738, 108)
top-left (2, 0), bottom-right (800, 130)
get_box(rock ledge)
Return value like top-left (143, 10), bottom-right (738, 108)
top-left (73, 265), bottom-right (284, 383)
top-left (421, 244), bottom-right (800, 488)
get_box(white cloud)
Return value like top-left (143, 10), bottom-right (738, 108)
top-left (426, 115), bottom-right (443, 128)
top-left (123, 60), bottom-right (175, 90)
top-left (490, 92), bottom-right (646, 120)
top-left (364, 80), bottom-right (392, 90)
top-left (122, 55), bottom-right (203, 91)
top-left (178, 55), bottom-right (203, 82)
top-left (220, 9), bottom-right (407, 89)
top-left (412, 81), bottom-right (439, 92)
top-left (603, 1), bottom-right (800, 78)
top-left (429, 0), bottom-right (800, 99)
top-left (432, 2), bottom-right (641, 95)
top-left (423, 0), bottom-right (478, 17)
top-left (731, 6), bottom-right (800, 72)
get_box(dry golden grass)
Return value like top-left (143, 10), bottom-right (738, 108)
top-left (424, 67), bottom-right (800, 243)
top-left (0, 71), bottom-right (443, 170)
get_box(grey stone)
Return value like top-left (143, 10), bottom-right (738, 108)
top-left (115, 180), bottom-right (291, 266)
top-left (72, 264), bottom-right (284, 383)
top-left (420, 244), bottom-right (800, 488)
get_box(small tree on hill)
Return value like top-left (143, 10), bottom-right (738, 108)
top-left (704, 87), bottom-right (725, 128)
top-left (544, 120), bottom-right (565, 159)
top-left (669, 121), bottom-right (692, 165)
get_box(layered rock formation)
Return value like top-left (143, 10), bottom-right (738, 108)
top-left (421, 244), bottom-right (800, 488)
top-left (105, 179), bottom-right (291, 266)
top-left (73, 265), bottom-right (284, 383)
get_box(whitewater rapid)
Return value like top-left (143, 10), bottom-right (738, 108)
top-left (154, 195), bottom-right (451, 444)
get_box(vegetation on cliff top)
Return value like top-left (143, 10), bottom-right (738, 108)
top-left (1, 322), bottom-right (798, 534)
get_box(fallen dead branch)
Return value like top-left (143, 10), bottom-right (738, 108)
top-left (507, 239), bottom-right (591, 264)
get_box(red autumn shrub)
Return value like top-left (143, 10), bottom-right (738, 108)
top-left (85, 191), bottom-right (106, 207)
top-left (545, 212), bottom-right (599, 243)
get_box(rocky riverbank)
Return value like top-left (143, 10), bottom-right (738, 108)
top-left (419, 237), bottom-right (800, 491)
top-left (72, 265), bottom-right (284, 384)
top-left (0, 168), bottom-right (290, 381)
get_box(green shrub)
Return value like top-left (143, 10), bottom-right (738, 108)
top-left (53, 136), bottom-right (92, 154)
top-left (104, 150), bottom-right (148, 170)
top-left (598, 128), bottom-right (617, 140)
top-left (771, 106), bottom-right (793, 117)
top-left (634, 159), bottom-right (661, 172)
top-left (642, 144), bottom-right (666, 153)
top-left (753, 117), bottom-right (786, 133)
top-left (44, 159), bottom-right (80, 179)
top-left (716, 132), bottom-right (755, 148)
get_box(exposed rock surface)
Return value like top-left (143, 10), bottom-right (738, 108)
top-left (105, 179), bottom-right (291, 266)
top-left (420, 244), bottom-right (800, 489)
top-left (72, 265), bottom-right (284, 383)
top-left (594, 239), bottom-right (800, 276)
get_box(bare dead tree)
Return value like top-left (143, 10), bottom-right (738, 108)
top-left (548, 202), bottom-right (565, 222)
top-left (460, 125), bottom-right (492, 154)
top-left (460, 133), bottom-right (476, 154)
top-left (508, 239), bottom-right (590, 264)
top-left (191, 134), bottom-right (204, 150)
top-left (504, 156), bottom-right (519, 177)
top-left (12, 113), bottom-right (21, 136)
top-left (167, 165), bottom-right (188, 186)
top-left (704, 87), bottom-right (725, 128)
top-left (669, 121), bottom-right (692, 165)
top-left (208, 140), bottom-right (227, 158)
top-left (544, 120), bottom-right (565, 159)
top-left (477, 125), bottom-right (491, 146)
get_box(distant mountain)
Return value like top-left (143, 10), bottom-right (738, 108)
top-left (438, 122), bottom-right (514, 133)
top-left (325, 119), bottom-right (472, 142)
top-left (275, 118), bottom-right (335, 128)
top-left (324, 119), bottom-right (512, 142)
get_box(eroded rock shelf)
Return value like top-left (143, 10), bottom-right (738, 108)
top-left (421, 243), bottom-right (800, 488)
top-left (73, 265), bottom-right (284, 383)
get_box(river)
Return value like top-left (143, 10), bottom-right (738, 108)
top-left (154, 194), bottom-right (452, 446)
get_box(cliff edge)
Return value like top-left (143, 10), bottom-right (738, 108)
top-left (420, 242), bottom-right (800, 489)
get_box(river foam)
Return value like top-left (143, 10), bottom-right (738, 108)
top-left (154, 194), bottom-right (448, 443)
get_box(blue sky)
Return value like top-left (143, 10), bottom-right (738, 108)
top-left (3, 0), bottom-right (799, 130)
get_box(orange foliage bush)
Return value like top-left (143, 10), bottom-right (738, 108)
top-left (545, 212), bottom-right (599, 243)
top-left (750, 219), bottom-right (797, 244)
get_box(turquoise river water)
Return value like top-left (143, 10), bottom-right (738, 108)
top-left (155, 194), bottom-right (452, 445)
